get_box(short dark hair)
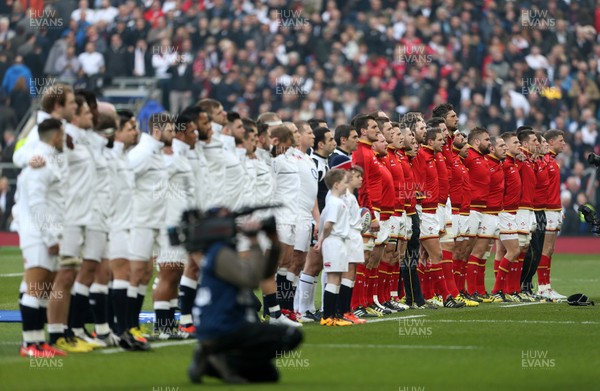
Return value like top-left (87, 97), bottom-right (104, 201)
top-left (516, 125), bottom-right (533, 137)
top-left (175, 108), bottom-right (197, 134)
top-left (468, 126), bottom-right (489, 144)
top-left (227, 111), bottom-right (241, 123)
top-left (517, 129), bottom-right (535, 144)
top-left (324, 168), bottom-right (346, 190)
top-left (501, 131), bottom-right (517, 143)
top-left (334, 124), bottom-right (355, 146)
top-left (196, 98), bottom-right (222, 120)
top-left (426, 117), bottom-right (445, 129)
top-left (257, 122), bottom-right (269, 138)
top-left (391, 121), bottom-right (401, 129)
top-left (38, 118), bottom-right (63, 138)
top-left (295, 120), bottom-right (310, 133)
top-left (432, 103), bottom-right (454, 119)
top-left (544, 129), bottom-right (564, 142)
top-left (425, 127), bottom-right (442, 143)
top-left (313, 126), bottom-right (331, 150)
top-left (270, 125), bottom-right (293, 144)
top-left (308, 118), bottom-right (327, 130)
top-left (149, 112), bottom-right (173, 132)
top-left (490, 136), bottom-right (499, 147)
top-left (354, 114), bottom-right (375, 135)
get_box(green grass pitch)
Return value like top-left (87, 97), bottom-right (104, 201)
top-left (0, 246), bottom-right (599, 391)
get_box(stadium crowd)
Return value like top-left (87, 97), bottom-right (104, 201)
top-left (0, 0), bottom-right (600, 233)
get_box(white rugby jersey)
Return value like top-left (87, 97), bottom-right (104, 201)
top-left (203, 137), bottom-right (227, 209)
top-left (241, 151), bottom-right (258, 207)
top-left (12, 111), bottom-right (52, 168)
top-left (14, 142), bottom-right (66, 248)
top-left (108, 141), bottom-right (134, 231)
top-left (291, 148), bottom-right (318, 217)
top-left (320, 194), bottom-right (350, 239)
top-left (343, 190), bottom-right (362, 232)
top-left (254, 154), bottom-right (274, 208)
top-left (163, 139), bottom-right (196, 227)
top-left (188, 142), bottom-right (209, 211)
top-left (63, 124), bottom-right (96, 227)
top-left (272, 148), bottom-right (300, 225)
top-left (87, 131), bottom-right (112, 232)
top-left (128, 132), bottom-right (168, 229)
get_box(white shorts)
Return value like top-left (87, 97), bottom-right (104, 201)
top-left (419, 212), bottom-right (439, 239)
top-left (375, 217), bottom-right (391, 245)
top-left (155, 231), bottom-right (187, 266)
top-left (22, 244), bottom-right (59, 272)
top-left (396, 212), bottom-right (409, 240)
top-left (451, 214), bottom-right (462, 238)
top-left (464, 210), bottom-right (483, 238)
top-left (436, 205), bottom-right (447, 234)
top-left (277, 223), bottom-right (296, 246)
top-left (83, 229), bottom-right (107, 262)
top-left (478, 214), bottom-right (499, 238)
top-left (129, 227), bottom-right (161, 262)
top-left (439, 205), bottom-right (455, 243)
top-left (322, 236), bottom-right (348, 272)
top-left (388, 215), bottom-right (402, 242)
top-left (347, 230), bottom-right (364, 263)
top-left (237, 232), bottom-right (272, 253)
top-left (293, 217), bottom-right (312, 252)
top-left (545, 210), bottom-right (562, 232)
top-left (498, 212), bottom-right (518, 241)
top-left (59, 226), bottom-right (84, 259)
top-left (516, 209), bottom-right (534, 235)
top-left (108, 230), bottom-right (132, 260)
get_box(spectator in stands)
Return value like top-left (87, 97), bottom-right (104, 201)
top-left (560, 191), bottom-right (580, 236)
top-left (0, 176), bottom-right (13, 231)
top-left (71, 0), bottom-right (96, 25)
top-left (56, 45), bottom-right (81, 78)
top-left (78, 41), bottom-right (104, 92)
top-left (1, 54), bottom-right (31, 96)
top-left (105, 34), bottom-right (132, 82)
top-left (132, 38), bottom-right (153, 77)
top-left (9, 76), bottom-right (30, 123)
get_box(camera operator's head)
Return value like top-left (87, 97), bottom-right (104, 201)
top-left (544, 129), bottom-right (566, 154)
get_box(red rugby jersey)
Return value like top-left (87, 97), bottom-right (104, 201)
top-left (352, 140), bottom-right (382, 216)
top-left (410, 145), bottom-right (427, 204)
top-left (518, 148), bottom-right (537, 209)
top-left (463, 145), bottom-right (491, 212)
top-left (545, 150), bottom-right (561, 211)
top-left (384, 146), bottom-right (406, 214)
top-left (418, 146), bottom-right (439, 213)
top-left (397, 148), bottom-right (417, 215)
top-left (502, 153), bottom-right (522, 212)
top-left (376, 152), bottom-right (396, 220)
top-left (485, 154), bottom-right (505, 214)
top-left (449, 146), bottom-right (466, 213)
top-left (459, 154), bottom-right (472, 215)
top-left (435, 151), bottom-right (450, 205)
top-left (533, 156), bottom-right (549, 210)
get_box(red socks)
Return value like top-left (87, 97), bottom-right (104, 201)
top-left (431, 266), bottom-right (451, 299)
top-left (377, 262), bottom-right (390, 303)
top-left (352, 263), bottom-right (366, 310)
top-left (492, 257), bottom-right (511, 293)
top-left (466, 255), bottom-right (480, 295)
top-left (441, 261), bottom-right (460, 297)
top-left (537, 255), bottom-right (550, 286)
top-left (477, 257), bottom-right (487, 295)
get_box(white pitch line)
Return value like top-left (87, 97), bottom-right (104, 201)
top-left (428, 319), bottom-right (600, 325)
top-left (499, 302), bottom-right (544, 308)
top-left (0, 272), bottom-right (23, 277)
top-left (366, 314), bottom-right (427, 324)
top-left (305, 343), bottom-right (480, 350)
top-left (101, 339), bottom-right (195, 354)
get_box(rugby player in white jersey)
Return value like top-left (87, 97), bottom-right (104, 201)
top-left (261, 125), bottom-right (302, 327)
top-left (126, 112), bottom-right (172, 345)
top-left (288, 122), bottom-right (319, 320)
top-left (106, 110), bottom-right (142, 349)
top-left (16, 119), bottom-right (69, 357)
top-left (154, 108), bottom-right (198, 339)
